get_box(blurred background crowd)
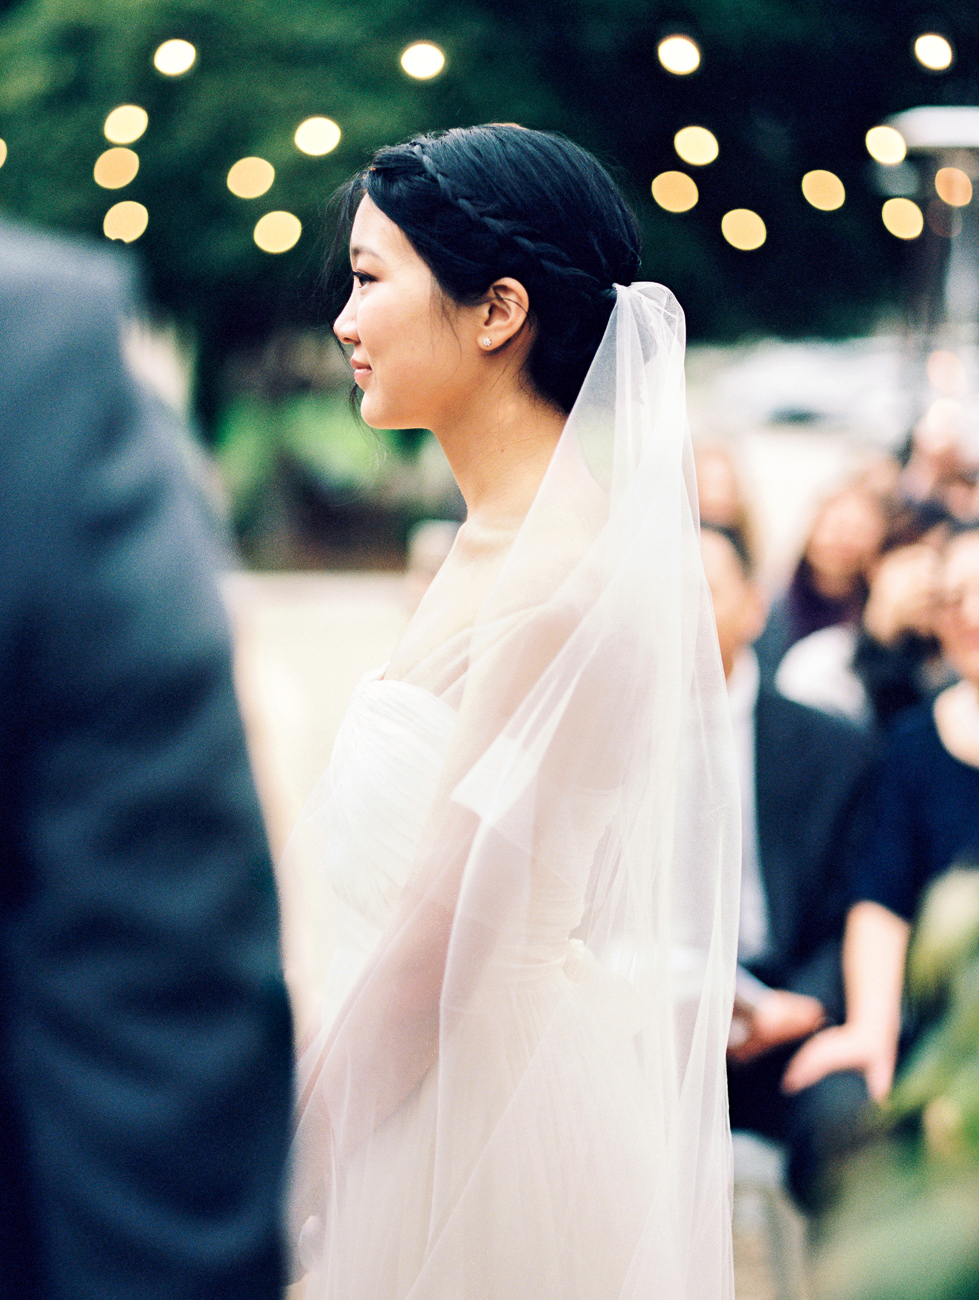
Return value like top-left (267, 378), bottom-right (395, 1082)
top-left (4, 1), bottom-right (979, 1298)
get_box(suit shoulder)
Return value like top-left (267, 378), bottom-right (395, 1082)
top-left (0, 219), bottom-right (134, 314)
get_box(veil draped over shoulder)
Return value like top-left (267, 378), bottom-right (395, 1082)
top-left (286, 282), bottom-right (741, 1299)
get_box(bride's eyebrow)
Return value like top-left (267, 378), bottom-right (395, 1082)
top-left (350, 244), bottom-right (385, 264)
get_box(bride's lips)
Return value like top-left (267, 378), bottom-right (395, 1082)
top-left (351, 358), bottom-right (371, 384)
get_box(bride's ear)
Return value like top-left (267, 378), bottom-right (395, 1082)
top-left (475, 278), bottom-right (531, 353)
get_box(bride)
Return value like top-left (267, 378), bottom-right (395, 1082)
top-left (286, 124), bottom-right (740, 1299)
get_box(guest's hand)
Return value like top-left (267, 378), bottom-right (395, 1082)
top-left (863, 544), bottom-right (940, 645)
top-left (727, 989), bottom-right (826, 1064)
top-left (781, 1021), bottom-right (897, 1100)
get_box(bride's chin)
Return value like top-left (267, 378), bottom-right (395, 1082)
top-left (359, 398), bottom-right (410, 432)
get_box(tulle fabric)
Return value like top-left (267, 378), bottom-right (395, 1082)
top-left (286, 283), bottom-right (741, 1299)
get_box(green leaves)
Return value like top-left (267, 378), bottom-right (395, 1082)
top-left (818, 866), bottom-right (979, 1300)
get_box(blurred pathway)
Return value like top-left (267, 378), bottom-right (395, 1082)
top-left (224, 570), bottom-right (409, 857)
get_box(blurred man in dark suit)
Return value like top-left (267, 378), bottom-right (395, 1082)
top-left (0, 219), bottom-right (293, 1298)
top-left (701, 525), bottom-right (873, 1214)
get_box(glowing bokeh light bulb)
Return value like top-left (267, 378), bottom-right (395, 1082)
top-left (721, 209), bottom-right (766, 250)
top-left (801, 170), bottom-right (845, 211)
top-left (400, 42), bottom-right (446, 79)
top-left (866, 126), bottom-right (907, 165)
top-left (673, 126), bottom-right (718, 166)
top-left (94, 147), bottom-right (139, 189)
top-left (651, 171), bottom-right (699, 213)
top-left (935, 167), bottom-right (972, 207)
top-left (914, 33), bottom-right (954, 70)
top-left (882, 197), bottom-right (923, 239)
top-left (295, 117), bottom-right (341, 156)
top-left (254, 211), bottom-right (302, 254)
top-left (104, 201), bottom-right (148, 243)
top-left (0, 139), bottom-right (7, 168)
top-left (227, 157), bottom-right (275, 199)
top-left (104, 105), bottom-right (148, 145)
top-left (153, 39), bottom-right (196, 76)
top-left (657, 35), bottom-right (700, 74)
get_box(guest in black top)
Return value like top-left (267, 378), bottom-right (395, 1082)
top-left (851, 706), bottom-right (979, 919)
top-left (785, 524), bottom-right (979, 1108)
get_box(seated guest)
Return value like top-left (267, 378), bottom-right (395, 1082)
top-left (694, 440), bottom-right (761, 573)
top-left (755, 485), bottom-right (888, 685)
top-left (701, 527), bottom-right (875, 1213)
top-left (785, 524), bottom-right (979, 1107)
top-left (776, 506), bottom-right (951, 732)
top-left (899, 406), bottom-right (978, 523)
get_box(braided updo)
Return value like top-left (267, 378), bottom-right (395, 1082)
top-left (333, 124), bottom-right (641, 415)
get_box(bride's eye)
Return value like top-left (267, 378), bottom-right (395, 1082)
top-left (353, 271), bottom-right (376, 287)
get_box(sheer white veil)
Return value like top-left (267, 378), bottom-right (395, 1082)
top-left (287, 281), bottom-right (740, 1299)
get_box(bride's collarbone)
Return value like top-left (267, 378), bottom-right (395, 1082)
top-left (421, 530), bottom-right (513, 613)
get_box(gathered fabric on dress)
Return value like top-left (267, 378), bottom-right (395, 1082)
top-left (286, 284), bottom-right (741, 1300)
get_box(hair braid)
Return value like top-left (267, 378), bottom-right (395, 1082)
top-left (409, 142), bottom-right (616, 305)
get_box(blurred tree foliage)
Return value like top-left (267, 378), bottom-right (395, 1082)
top-left (0, 0), bottom-right (977, 430)
top-left (814, 865), bottom-right (979, 1300)
top-left (0, 0), bottom-right (564, 428)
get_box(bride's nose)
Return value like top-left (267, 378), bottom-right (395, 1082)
top-left (334, 291), bottom-right (358, 346)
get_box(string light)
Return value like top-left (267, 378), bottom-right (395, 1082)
top-left (153, 39), bottom-right (196, 76)
top-left (914, 33), bottom-right (954, 70)
top-left (227, 157), bottom-right (275, 199)
top-left (651, 171), bottom-right (698, 213)
top-left (254, 211), bottom-right (302, 254)
top-left (657, 35), bottom-right (700, 75)
top-left (104, 201), bottom-right (148, 242)
top-left (0, 139), bottom-right (7, 168)
top-left (801, 170), bottom-right (845, 211)
top-left (881, 197), bottom-right (923, 239)
top-left (721, 209), bottom-right (766, 250)
top-left (295, 117), bottom-right (341, 156)
top-left (866, 126), bottom-right (907, 165)
top-left (935, 167), bottom-right (972, 207)
top-left (674, 126), bottom-right (718, 166)
top-left (400, 42), bottom-right (446, 79)
top-left (94, 147), bottom-right (139, 189)
top-left (104, 105), bottom-right (148, 145)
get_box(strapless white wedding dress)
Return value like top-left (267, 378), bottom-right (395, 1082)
top-left (295, 667), bottom-right (670, 1300)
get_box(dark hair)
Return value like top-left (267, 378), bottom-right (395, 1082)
top-left (946, 518), bottom-right (979, 543)
top-left (700, 523), bottom-right (755, 580)
top-left (332, 124), bottom-right (642, 414)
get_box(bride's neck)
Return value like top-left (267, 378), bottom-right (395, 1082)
top-left (434, 385), bottom-right (566, 529)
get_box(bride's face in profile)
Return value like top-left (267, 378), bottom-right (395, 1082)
top-left (334, 195), bottom-right (480, 432)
